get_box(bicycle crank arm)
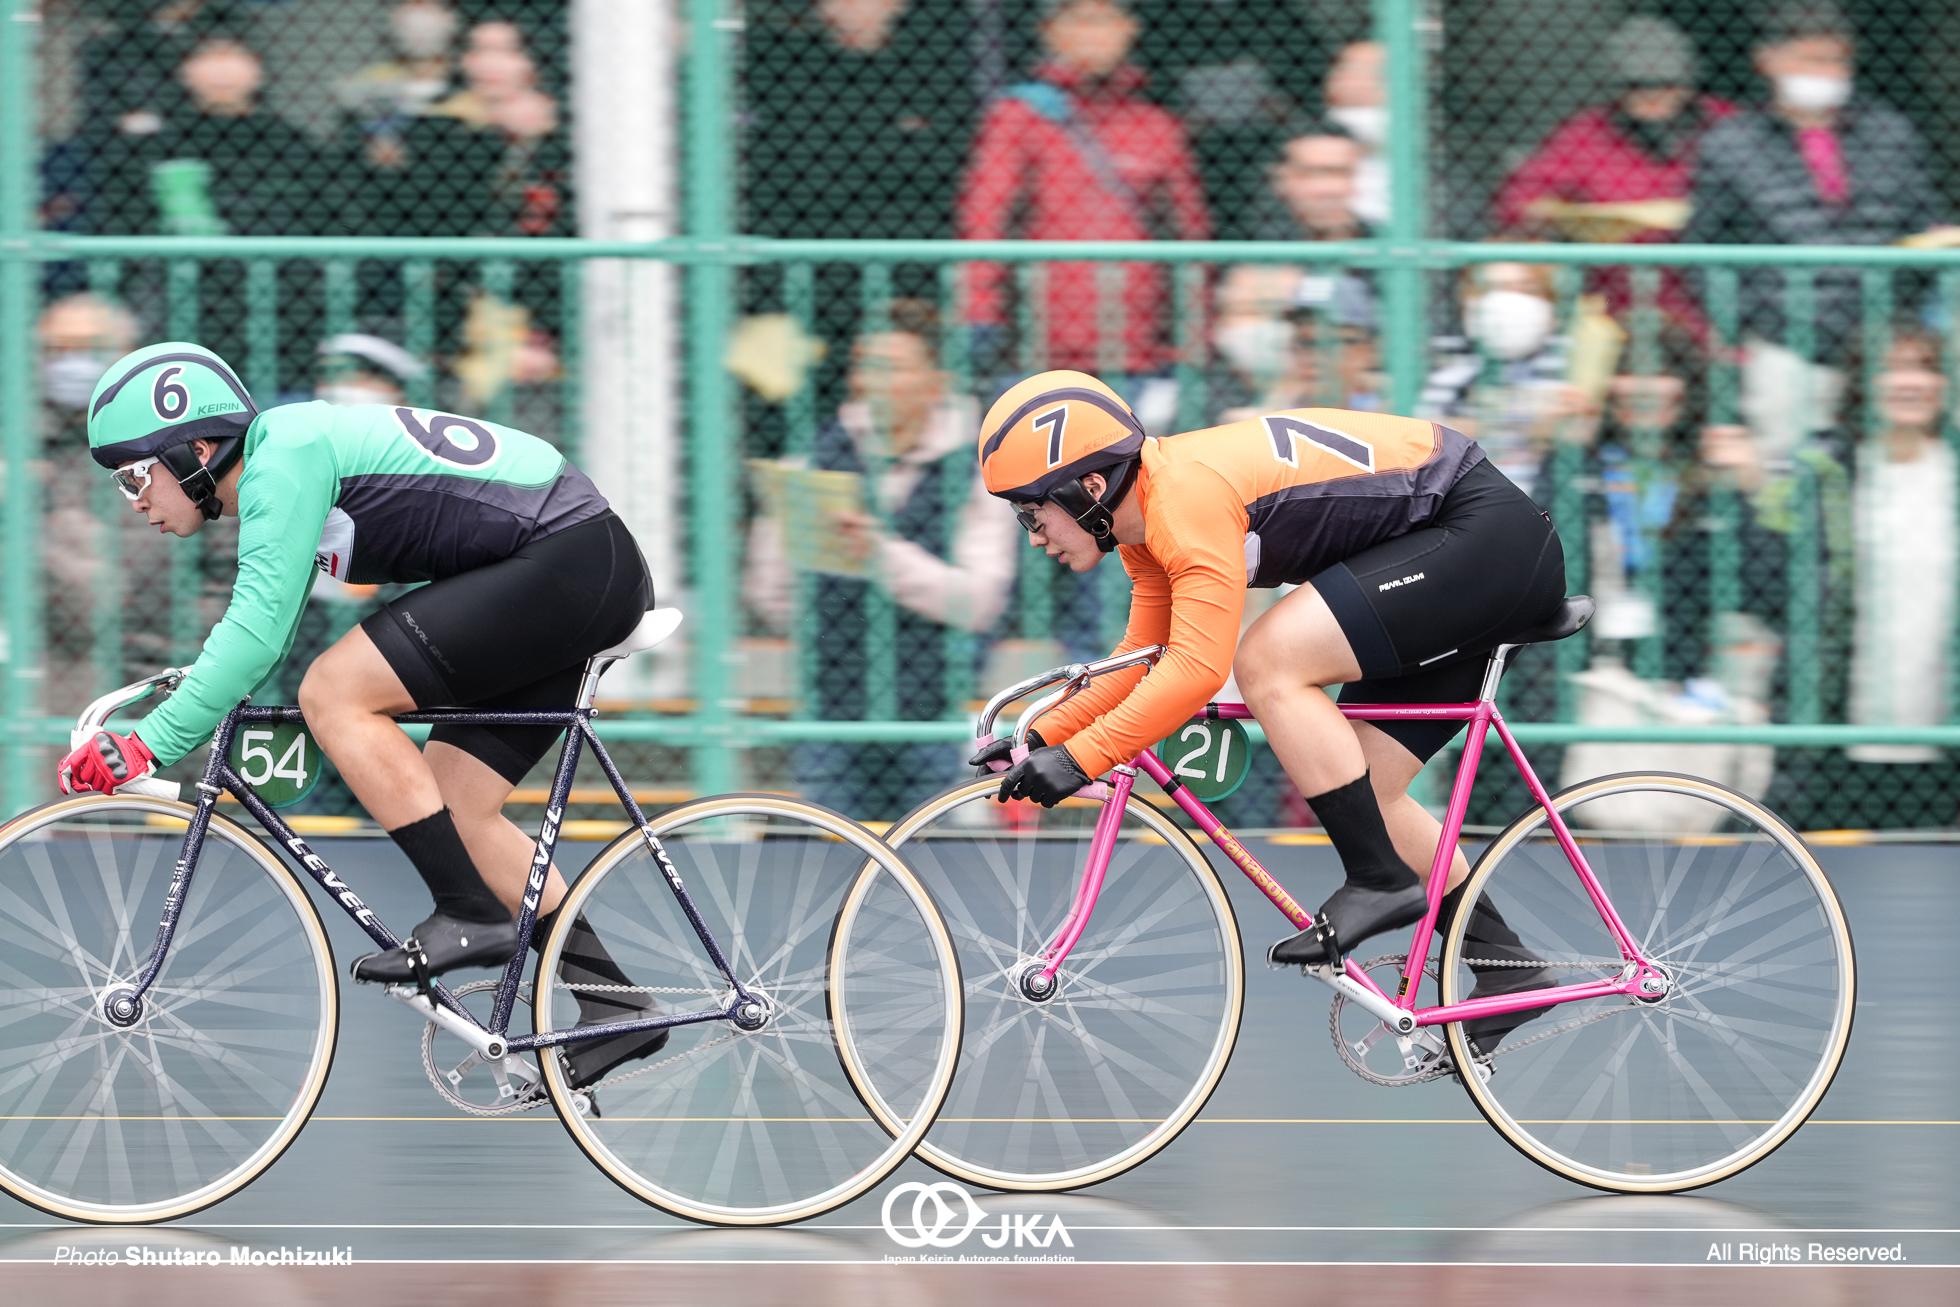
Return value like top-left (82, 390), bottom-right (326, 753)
top-left (1312, 965), bottom-right (1417, 1034)
top-left (389, 985), bottom-right (510, 1060)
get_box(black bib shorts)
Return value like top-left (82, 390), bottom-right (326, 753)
top-left (361, 511), bottom-right (655, 784)
top-left (1309, 459), bottom-right (1567, 762)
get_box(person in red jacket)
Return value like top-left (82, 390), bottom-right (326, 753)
top-left (955, 0), bottom-right (1210, 387)
top-left (1492, 16), bottom-right (1733, 336)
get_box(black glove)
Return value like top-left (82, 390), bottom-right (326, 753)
top-left (969, 728), bottom-right (1042, 771)
top-left (995, 744), bottom-right (1091, 807)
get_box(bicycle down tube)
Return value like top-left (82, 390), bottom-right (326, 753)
top-left (997, 667), bottom-right (1669, 1031)
top-left (113, 700), bottom-right (763, 1055)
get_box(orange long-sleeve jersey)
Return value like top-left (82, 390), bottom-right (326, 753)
top-left (1039, 408), bottom-right (1482, 777)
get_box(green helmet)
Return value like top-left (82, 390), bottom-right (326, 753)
top-left (87, 343), bottom-right (256, 518)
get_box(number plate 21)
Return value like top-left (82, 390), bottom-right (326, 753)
top-left (228, 722), bottom-right (323, 808)
top-left (1154, 715), bottom-right (1251, 802)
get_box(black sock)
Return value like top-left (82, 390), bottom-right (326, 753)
top-left (1303, 772), bottom-right (1419, 893)
top-left (387, 808), bottom-right (510, 925)
top-left (1439, 883), bottom-right (1534, 974)
top-left (532, 907), bottom-right (645, 1024)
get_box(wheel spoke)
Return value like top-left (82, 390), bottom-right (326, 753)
top-left (1453, 778), bottom-right (1852, 1190)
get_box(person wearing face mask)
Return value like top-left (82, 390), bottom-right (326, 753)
top-left (1493, 17), bottom-right (1733, 337)
top-left (1418, 261), bottom-right (1588, 501)
top-left (1684, 1), bottom-right (1955, 460)
top-left (1210, 122), bottom-right (1379, 421)
top-left (1323, 41), bottom-right (1389, 227)
top-left (315, 333), bottom-right (428, 409)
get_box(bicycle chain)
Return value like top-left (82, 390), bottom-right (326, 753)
top-left (1330, 956), bottom-right (1637, 1086)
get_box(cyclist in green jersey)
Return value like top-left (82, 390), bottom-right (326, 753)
top-left (59, 342), bottom-right (666, 1088)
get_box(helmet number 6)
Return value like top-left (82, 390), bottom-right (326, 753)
top-left (151, 366), bottom-right (189, 421)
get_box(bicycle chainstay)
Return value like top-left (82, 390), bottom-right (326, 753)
top-left (1327, 954), bottom-right (1635, 1085)
top-left (418, 979), bottom-right (740, 1113)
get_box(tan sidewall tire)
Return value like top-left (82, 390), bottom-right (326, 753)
top-left (1441, 771), bottom-right (1856, 1193)
top-left (0, 794), bottom-right (338, 1223)
top-left (537, 794), bottom-right (961, 1225)
top-left (862, 778), bottom-right (1245, 1191)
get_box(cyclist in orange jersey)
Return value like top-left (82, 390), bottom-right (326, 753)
top-left (971, 370), bottom-right (1569, 1003)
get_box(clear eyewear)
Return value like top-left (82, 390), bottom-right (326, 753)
top-left (111, 456), bottom-right (164, 501)
top-left (1014, 502), bottom-right (1044, 533)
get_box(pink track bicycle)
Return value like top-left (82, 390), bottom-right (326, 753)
top-left (845, 596), bottom-right (1855, 1195)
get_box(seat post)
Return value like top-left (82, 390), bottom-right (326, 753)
top-left (1479, 644), bottom-right (1522, 703)
top-left (577, 655), bottom-right (621, 711)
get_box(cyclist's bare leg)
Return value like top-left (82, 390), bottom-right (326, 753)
top-left (1233, 583), bottom-right (1366, 794)
top-left (426, 741), bottom-right (567, 919)
top-left (1237, 583), bottom-right (1431, 963)
top-left (298, 625), bottom-right (440, 828)
top-left (302, 626), bottom-right (521, 976)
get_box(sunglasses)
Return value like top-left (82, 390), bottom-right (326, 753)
top-left (111, 455), bottom-right (164, 501)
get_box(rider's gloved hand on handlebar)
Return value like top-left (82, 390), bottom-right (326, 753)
top-left (969, 729), bottom-right (1043, 771)
top-left (58, 730), bottom-right (157, 796)
top-left (994, 743), bottom-right (1091, 807)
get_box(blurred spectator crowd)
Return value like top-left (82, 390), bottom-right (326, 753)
top-left (30, 0), bottom-right (1960, 826)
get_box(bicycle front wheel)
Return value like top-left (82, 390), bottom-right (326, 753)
top-left (855, 779), bottom-right (1244, 1191)
top-left (1441, 772), bottom-right (1855, 1193)
top-left (0, 795), bottom-right (338, 1222)
top-left (537, 795), bottom-right (961, 1225)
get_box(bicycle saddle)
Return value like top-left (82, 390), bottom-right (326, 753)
top-left (594, 608), bottom-right (683, 660)
top-left (1509, 595), bottom-right (1594, 645)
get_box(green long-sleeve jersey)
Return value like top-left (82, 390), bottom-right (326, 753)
top-left (139, 402), bottom-right (609, 764)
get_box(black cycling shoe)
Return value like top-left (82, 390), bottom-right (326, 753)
top-left (1461, 966), bottom-right (1558, 1059)
top-left (1268, 880), bottom-right (1430, 967)
top-left (563, 996), bottom-right (670, 1091)
top-left (350, 911), bottom-right (520, 984)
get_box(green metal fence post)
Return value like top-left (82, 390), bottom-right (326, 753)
top-left (1375, 0), bottom-right (1429, 415)
top-left (0, 0), bottom-right (39, 812)
top-left (685, 0), bottom-right (740, 796)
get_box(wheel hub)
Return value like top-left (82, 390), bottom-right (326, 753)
top-left (731, 988), bottom-right (774, 1031)
top-left (102, 987), bottom-right (144, 1028)
top-left (1634, 964), bottom-right (1673, 1003)
top-left (1016, 961), bottom-right (1060, 1003)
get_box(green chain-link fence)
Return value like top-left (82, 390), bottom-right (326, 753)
top-left (9, 0), bottom-right (1960, 833)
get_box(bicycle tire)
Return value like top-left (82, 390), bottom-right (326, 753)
top-left (1440, 771), bottom-right (1856, 1193)
top-left (0, 794), bottom-right (339, 1223)
top-left (536, 794), bottom-right (961, 1225)
top-left (848, 778), bottom-right (1243, 1191)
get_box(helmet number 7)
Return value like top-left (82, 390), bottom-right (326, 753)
top-left (1034, 406), bottom-right (1068, 467)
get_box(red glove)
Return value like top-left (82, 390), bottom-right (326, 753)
top-left (59, 730), bottom-right (157, 795)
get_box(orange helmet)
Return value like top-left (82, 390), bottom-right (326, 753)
top-left (979, 371), bottom-right (1146, 501)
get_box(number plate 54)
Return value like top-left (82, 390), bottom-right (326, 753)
top-left (228, 722), bottom-right (323, 808)
top-left (1154, 715), bottom-right (1251, 802)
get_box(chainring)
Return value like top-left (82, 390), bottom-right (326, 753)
top-left (1328, 954), bottom-right (1453, 1086)
top-left (419, 979), bottom-right (550, 1116)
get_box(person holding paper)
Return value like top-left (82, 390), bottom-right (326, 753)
top-left (746, 302), bottom-right (1020, 818)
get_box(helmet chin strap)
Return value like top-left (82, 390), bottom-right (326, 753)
top-left (158, 437), bottom-right (244, 521)
top-left (1046, 459), bottom-right (1139, 554)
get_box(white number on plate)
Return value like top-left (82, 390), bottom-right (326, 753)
top-left (1174, 724), bottom-right (1212, 779)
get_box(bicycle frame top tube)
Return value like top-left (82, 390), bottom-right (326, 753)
top-left (112, 698), bottom-right (763, 1052)
top-left (1032, 688), bottom-right (1668, 1023)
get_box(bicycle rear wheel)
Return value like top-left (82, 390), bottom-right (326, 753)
top-left (536, 795), bottom-right (960, 1225)
top-left (1441, 772), bottom-right (1855, 1192)
top-left (0, 795), bottom-right (338, 1222)
top-left (855, 779), bottom-right (1243, 1191)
